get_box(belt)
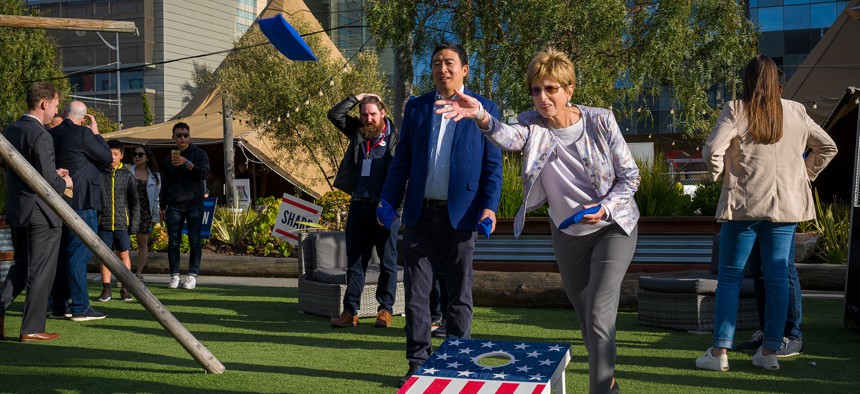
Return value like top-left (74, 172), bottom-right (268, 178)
top-left (424, 199), bottom-right (448, 208)
top-left (351, 196), bottom-right (379, 204)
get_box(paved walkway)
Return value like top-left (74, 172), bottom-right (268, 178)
top-left (87, 273), bottom-right (297, 288)
top-left (87, 273), bottom-right (845, 299)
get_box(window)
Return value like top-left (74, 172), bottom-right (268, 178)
top-left (810, 3), bottom-right (838, 28)
top-left (757, 7), bottom-right (784, 32)
top-left (784, 5), bottom-right (810, 30)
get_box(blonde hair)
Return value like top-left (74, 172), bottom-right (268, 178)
top-left (525, 47), bottom-right (576, 93)
top-left (742, 55), bottom-right (783, 144)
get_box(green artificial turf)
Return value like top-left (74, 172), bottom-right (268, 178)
top-left (0, 284), bottom-right (857, 393)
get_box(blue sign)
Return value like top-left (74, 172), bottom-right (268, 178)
top-left (181, 197), bottom-right (218, 238)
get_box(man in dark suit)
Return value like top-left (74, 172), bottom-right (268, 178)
top-left (0, 81), bottom-right (72, 342)
top-left (49, 100), bottom-right (111, 321)
top-left (379, 43), bottom-right (503, 386)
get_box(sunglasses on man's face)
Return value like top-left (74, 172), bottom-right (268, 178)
top-left (133, 152), bottom-right (146, 158)
top-left (174, 133), bottom-right (190, 139)
top-left (529, 85), bottom-right (563, 96)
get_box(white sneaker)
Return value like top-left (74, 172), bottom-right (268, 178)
top-left (167, 275), bottom-right (180, 289)
top-left (696, 347), bottom-right (729, 371)
top-left (752, 347), bottom-right (780, 370)
top-left (182, 275), bottom-right (197, 290)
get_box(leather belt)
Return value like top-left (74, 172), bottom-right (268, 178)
top-left (351, 196), bottom-right (379, 204)
top-left (424, 199), bottom-right (448, 208)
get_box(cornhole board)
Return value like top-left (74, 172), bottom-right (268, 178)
top-left (398, 338), bottom-right (571, 394)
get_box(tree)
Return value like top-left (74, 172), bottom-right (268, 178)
top-left (141, 92), bottom-right (153, 126)
top-left (218, 20), bottom-right (387, 191)
top-left (0, 0), bottom-right (70, 126)
top-left (368, 0), bottom-right (758, 137)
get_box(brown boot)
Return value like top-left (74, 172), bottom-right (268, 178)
top-left (374, 310), bottom-right (392, 328)
top-left (331, 311), bottom-right (358, 328)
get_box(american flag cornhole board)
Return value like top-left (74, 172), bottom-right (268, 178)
top-left (398, 338), bottom-right (572, 394)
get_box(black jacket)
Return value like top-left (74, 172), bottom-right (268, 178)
top-left (3, 115), bottom-right (67, 227)
top-left (50, 118), bottom-right (112, 211)
top-left (327, 96), bottom-right (399, 194)
top-left (160, 143), bottom-right (210, 209)
top-left (98, 162), bottom-right (140, 233)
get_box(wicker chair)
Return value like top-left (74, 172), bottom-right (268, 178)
top-left (637, 234), bottom-right (759, 333)
top-left (297, 231), bottom-right (405, 318)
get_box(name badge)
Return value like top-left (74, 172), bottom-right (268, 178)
top-left (361, 159), bottom-right (372, 176)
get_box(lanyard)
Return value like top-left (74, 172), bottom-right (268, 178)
top-left (364, 122), bottom-right (387, 158)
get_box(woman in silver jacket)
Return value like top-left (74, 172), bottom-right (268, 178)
top-left (130, 144), bottom-right (161, 282)
top-left (437, 47), bottom-right (639, 394)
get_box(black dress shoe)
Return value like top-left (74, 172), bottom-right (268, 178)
top-left (397, 362), bottom-right (421, 388)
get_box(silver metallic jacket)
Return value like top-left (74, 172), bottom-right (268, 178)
top-left (482, 105), bottom-right (640, 238)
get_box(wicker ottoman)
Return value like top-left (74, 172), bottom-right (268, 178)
top-left (638, 276), bottom-right (759, 333)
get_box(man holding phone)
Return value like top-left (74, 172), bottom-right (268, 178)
top-left (49, 100), bottom-right (111, 321)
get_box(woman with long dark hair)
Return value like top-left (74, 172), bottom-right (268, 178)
top-left (129, 144), bottom-right (161, 281)
top-left (696, 55), bottom-right (837, 371)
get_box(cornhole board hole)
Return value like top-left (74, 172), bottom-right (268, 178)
top-left (398, 338), bottom-right (571, 394)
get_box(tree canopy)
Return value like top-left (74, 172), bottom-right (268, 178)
top-left (218, 19), bottom-right (387, 191)
top-left (0, 0), bottom-right (70, 126)
top-left (368, 0), bottom-right (758, 136)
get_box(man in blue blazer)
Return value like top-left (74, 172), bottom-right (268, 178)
top-left (379, 43), bottom-right (503, 386)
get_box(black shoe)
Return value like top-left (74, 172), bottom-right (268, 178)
top-left (737, 330), bottom-right (763, 352)
top-left (397, 362), bottom-right (421, 388)
top-left (48, 307), bottom-right (72, 319)
top-left (97, 288), bottom-right (112, 302)
top-left (120, 287), bottom-right (133, 301)
top-left (432, 319), bottom-right (446, 338)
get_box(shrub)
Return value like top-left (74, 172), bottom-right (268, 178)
top-left (245, 196), bottom-right (291, 257)
top-left (691, 178), bottom-right (722, 216)
top-left (499, 152), bottom-right (524, 218)
top-left (211, 206), bottom-right (258, 249)
top-left (808, 190), bottom-right (849, 264)
top-left (634, 153), bottom-right (693, 216)
top-left (316, 190), bottom-right (350, 231)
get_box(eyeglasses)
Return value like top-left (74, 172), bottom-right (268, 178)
top-left (174, 133), bottom-right (190, 139)
top-left (529, 85), bottom-right (563, 96)
top-left (133, 152), bottom-right (146, 158)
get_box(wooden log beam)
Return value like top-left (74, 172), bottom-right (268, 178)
top-left (0, 15), bottom-right (136, 34)
top-left (0, 133), bottom-right (223, 374)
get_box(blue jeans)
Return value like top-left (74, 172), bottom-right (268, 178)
top-left (750, 239), bottom-right (803, 340)
top-left (714, 221), bottom-right (796, 351)
top-left (50, 209), bottom-right (97, 315)
top-left (166, 206), bottom-right (203, 276)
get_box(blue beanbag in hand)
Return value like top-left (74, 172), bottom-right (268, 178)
top-left (558, 205), bottom-right (602, 230)
top-left (476, 217), bottom-right (494, 239)
top-left (376, 199), bottom-right (398, 230)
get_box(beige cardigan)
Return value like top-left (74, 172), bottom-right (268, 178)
top-left (703, 99), bottom-right (837, 223)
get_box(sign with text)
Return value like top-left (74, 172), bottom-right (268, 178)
top-left (181, 197), bottom-right (218, 238)
top-left (272, 193), bottom-right (322, 245)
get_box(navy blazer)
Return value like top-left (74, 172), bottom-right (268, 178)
top-left (381, 88), bottom-right (503, 231)
top-left (3, 115), bottom-right (68, 227)
top-left (50, 118), bottom-right (112, 211)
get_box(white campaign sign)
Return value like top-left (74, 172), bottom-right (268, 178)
top-left (272, 193), bottom-right (323, 245)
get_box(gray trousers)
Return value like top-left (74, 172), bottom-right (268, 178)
top-left (551, 222), bottom-right (637, 394)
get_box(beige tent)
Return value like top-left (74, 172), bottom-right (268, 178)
top-left (783, 0), bottom-right (860, 125)
top-left (104, 0), bottom-right (343, 199)
top-left (782, 1), bottom-right (860, 203)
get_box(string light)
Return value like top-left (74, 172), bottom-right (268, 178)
top-left (855, 97), bottom-right (859, 105)
top-left (318, 89), bottom-right (324, 96)
top-left (286, 111), bottom-right (290, 118)
top-left (329, 79), bottom-right (335, 86)
top-left (671, 141), bottom-right (676, 146)
top-left (813, 102), bottom-right (818, 109)
top-left (670, 108), bottom-right (675, 115)
top-left (304, 99), bottom-right (310, 105)
top-left (294, 106), bottom-right (299, 112)
top-left (637, 107), bottom-right (642, 113)
top-left (648, 134), bottom-right (652, 139)
top-left (277, 116), bottom-right (281, 122)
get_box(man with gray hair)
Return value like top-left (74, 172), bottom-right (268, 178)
top-left (48, 100), bottom-right (111, 321)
